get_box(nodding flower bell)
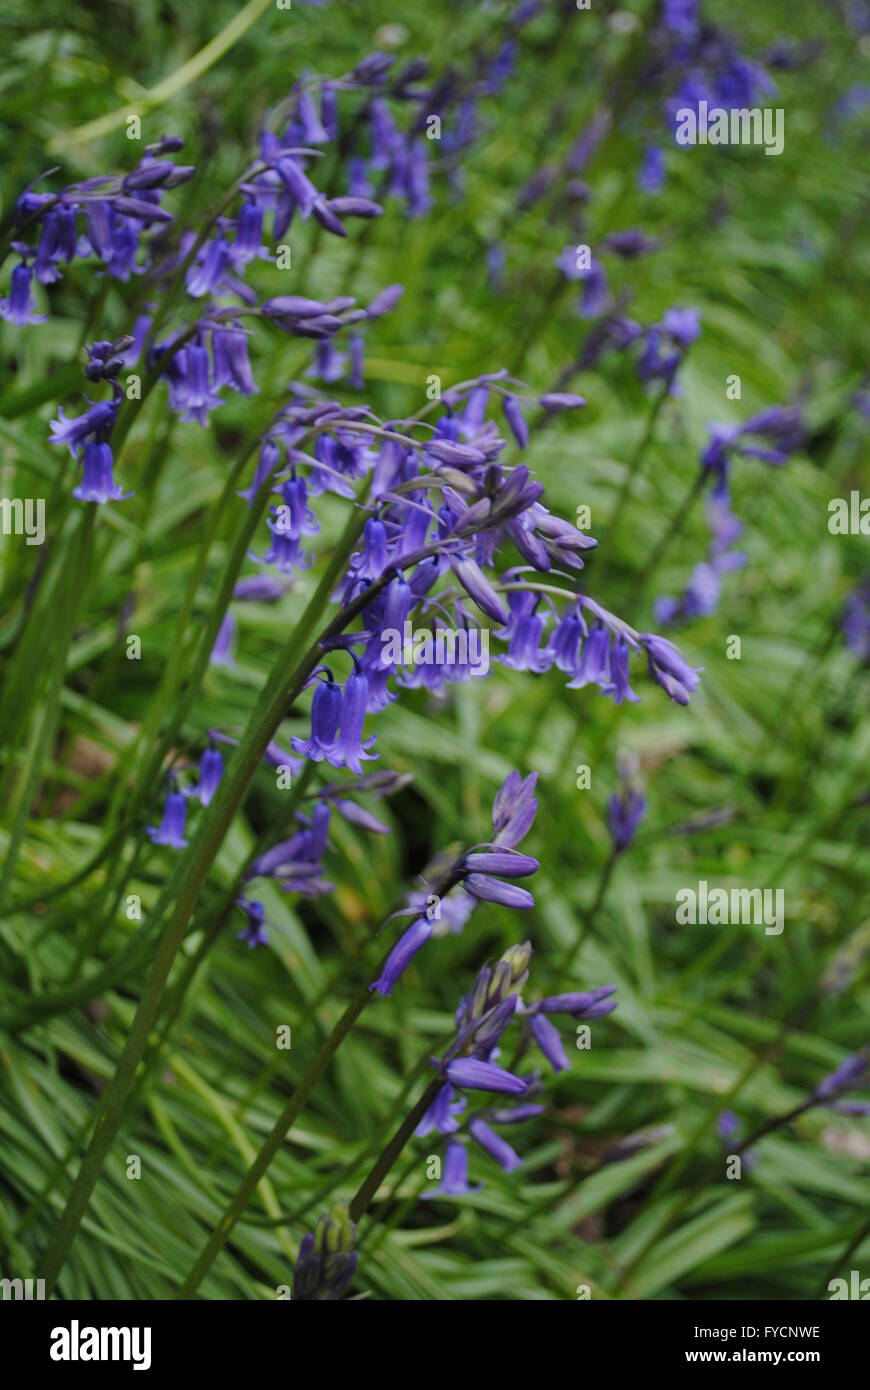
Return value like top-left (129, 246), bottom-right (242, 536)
top-left (369, 916), bottom-right (432, 998)
top-left (421, 1140), bottom-right (482, 1199)
top-left (419, 941), bottom-right (619, 1194)
top-left (333, 668), bottom-right (377, 774)
top-left (236, 898), bottom-right (269, 949)
top-left (146, 790), bottom-right (189, 850)
top-left (292, 675), bottom-right (342, 762)
top-left (0, 262), bottom-right (45, 324)
top-left (72, 441), bottom-right (132, 504)
top-left (192, 745), bottom-right (224, 808)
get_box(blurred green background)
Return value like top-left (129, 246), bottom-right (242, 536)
top-left (1, 0), bottom-right (869, 1300)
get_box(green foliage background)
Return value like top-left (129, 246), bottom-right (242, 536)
top-left (0, 0), bottom-right (869, 1300)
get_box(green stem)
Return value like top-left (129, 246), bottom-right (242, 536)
top-left (556, 848), bottom-right (617, 978)
top-left (41, 497), bottom-right (369, 1295)
top-left (627, 470), bottom-right (707, 608)
top-left (348, 1079), bottom-right (444, 1224)
top-left (815, 1212), bottom-right (870, 1301)
top-left (601, 383), bottom-right (669, 554)
top-left (177, 984), bottom-right (374, 1298)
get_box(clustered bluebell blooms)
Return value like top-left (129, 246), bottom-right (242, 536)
top-left (16, 33), bottom-right (543, 505)
top-left (416, 936), bottom-right (618, 1198)
top-left (655, 404), bottom-right (803, 625)
top-left (554, 231), bottom-right (700, 395)
top-left (248, 377), bottom-right (702, 766)
top-left (232, 770), bottom-right (407, 940)
top-left (640, 0), bottom-right (780, 194)
top-left (6, 48), bottom-right (706, 1009)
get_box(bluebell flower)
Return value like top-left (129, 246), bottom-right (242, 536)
top-left (608, 784), bottom-right (647, 852)
top-left (191, 746), bottom-right (224, 808)
top-left (186, 236), bottom-right (231, 298)
top-left (230, 199), bottom-right (266, 267)
top-left (640, 633), bottom-right (701, 705)
top-left (462, 874), bottom-right (535, 909)
top-left (276, 156), bottom-right (319, 218)
top-left (332, 669), bottom-right (377, 774)
top-left (236, 898), bottom-right (269, 948)
top-left (252, 519), bottom-right (313, 573)
top-left (369, 916), bottom-right (432, 997)
top-left (603, 637), bottom-right (641, 706)
top-left (233, 574), bottom-right (289, 602)
top-left (469, 1117), bottom-right (522, 1172)
top-left (463, 851), bottom-right (538, 878)
top-left (49, 398), bottom-right (119, 456)
top-left (0, 263), bottom-right (46, 324)
top-left (245, 803), bottom-right (332, 898)
top-left (292, 676), bottom-right (343, 762)
top-left (165, 342), bottom-right (222, 426)
top-left (421, 1141), bottom-right (482, 1199)
top-left (502, 393), bottom-right (529, 448)
top-left (547, 605), bottom-right (585, 676)
top-left (211, 328), bottom-right (258, 396)
top-left (529, 1013), bottom-right (570, 1073)
top-left (209, 611), bottom-right (236, 667)
top-left (536, 986), bottom-right (618, 1017)
top-left (446, 1058), bottom-right (527, 1095)
top-left (812, 1049), bottom-right (870, 1108)
top-left (567, 624), bottom-right (611, 690)
top-left (146, 790), bottom-right (189, 849)
top-left (601, 229), bottom-right (660, 259)
top-left (72, 441), bottom-right (132, 504)
top-left (415, 1083), bottom-right (466, 1137)
top-left (639, 145), bottom-right (665, 193)
top-left (449, 554), bottom-right (510, 625)
top-left (276, 473), bottom-right (319, 539)
top-left (499, 608), bottom-right (551, 673)
top-left (662, 0), bottom-right (699, 40)
top-left (296, 88), bottom-right (330, 145)
top-left (491, 770), bottom-right (538, 849)
top-left (307, 340), bottom-right (347, 385)
top-left (419, 941), bottom-right (618, 1192)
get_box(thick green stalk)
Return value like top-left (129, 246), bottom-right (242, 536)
top-left (41, 499), bottom-right (368, 1294)
top-left (348, 1079), bottom-right (444, 1224)
top-left (177, 984), bottom-right (374, 1297)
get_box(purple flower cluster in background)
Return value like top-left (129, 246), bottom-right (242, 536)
top-left (655, 403), bottom-right (803, 625)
